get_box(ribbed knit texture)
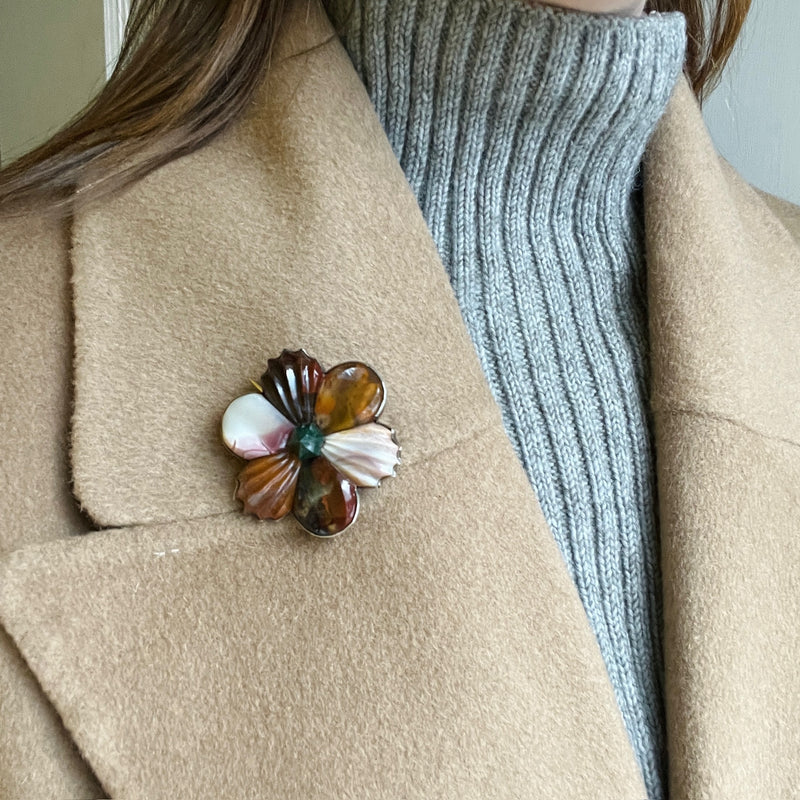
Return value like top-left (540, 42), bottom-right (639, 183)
top-left (333, 1), bottom-right (686, 796)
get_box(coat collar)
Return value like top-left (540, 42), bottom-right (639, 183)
top-left (68, 0), bottom-right (503, 529)
top-left (1, 0), bottom-right (798, 795)
top-left (66, 0), bottom-right (799, 531)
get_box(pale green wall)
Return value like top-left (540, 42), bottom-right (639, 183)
top-left (703, 0), bottom-right (800, 205)
top-left (0, 0), bottom-right (105, 166)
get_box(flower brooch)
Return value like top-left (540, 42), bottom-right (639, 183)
top-left (221, 349), bottom-right (400, 537)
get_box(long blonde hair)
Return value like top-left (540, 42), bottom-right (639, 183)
top-left (0, 0), bottom-right (751, 218)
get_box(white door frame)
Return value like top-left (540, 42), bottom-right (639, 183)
top-left (104, 0), bottom-right (131, 79)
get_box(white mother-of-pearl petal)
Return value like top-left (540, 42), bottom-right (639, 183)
top-left (221, 393), bottom-right (295, 459)
top-left (321, 422), bottom-right (400, 488)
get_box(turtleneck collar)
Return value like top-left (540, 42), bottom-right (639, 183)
top-left (329, 0), bottom-right (686, 232)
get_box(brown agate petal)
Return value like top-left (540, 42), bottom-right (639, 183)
top-left (235, 451), bottom-right (301, 520)
top-left (314, 362), bottom-right (385, 434)
top-left (260, 349), bottom-right (324, 425)
top-left (293, 457), bottom-right (359, 537)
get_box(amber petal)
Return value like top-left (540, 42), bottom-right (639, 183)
top-left (293, 457), bottom-right (359, 537)
top-left (260, 349), bottom-right (325, 426)
top-left (321, 422), bottom-right (400, 488)
top-left (314, 362), bottom-right (386, 434)
top-left (236, 451), bottom-right (301, 520)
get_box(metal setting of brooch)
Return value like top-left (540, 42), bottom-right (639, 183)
top-left (222, 349), bottom-right (401, 537)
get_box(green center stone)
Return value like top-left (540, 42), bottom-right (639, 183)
top-left (288, 423), bottom-right (325, 461)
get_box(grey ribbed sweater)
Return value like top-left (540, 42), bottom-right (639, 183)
top-left (334, 1), bottom-right (687, 796)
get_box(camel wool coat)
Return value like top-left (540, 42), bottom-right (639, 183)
top-left (1, 1), bottom-right (798, 797)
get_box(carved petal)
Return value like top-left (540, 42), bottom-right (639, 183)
top-left (314, 362), bottom-right (385, 434)
top-left (321, 422), bottom-right (400, 488)
top-left (260, 349), bottom-right (325, 425)
top-left (221, 393), bottom-right (294, 459)
top-left (293, 457), bottom-right (359, 537)
top-left (236, 451), bottom-right (301, 520)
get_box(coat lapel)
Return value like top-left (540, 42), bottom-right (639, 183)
top-left (1, 0), bottom-right (798, 796)
top-left (67, 0), bottom-right (502, 529)
top-left (644, 78), bottom-right (800, 797)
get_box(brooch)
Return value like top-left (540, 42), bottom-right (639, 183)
top-left (221, 349), bottom-right (400, 537)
